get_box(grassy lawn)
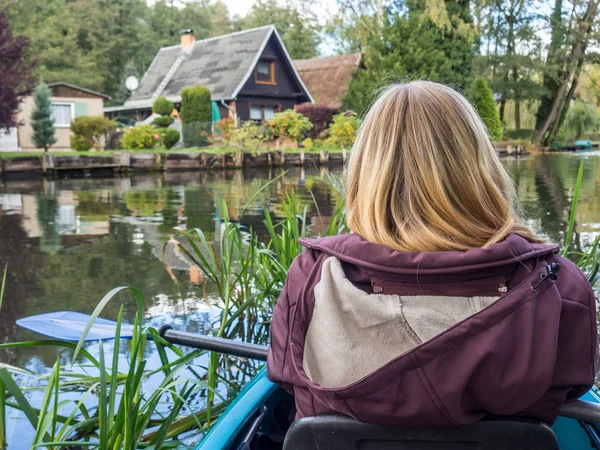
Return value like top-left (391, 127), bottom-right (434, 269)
top-left (0, 147), bottom-right (345, 158)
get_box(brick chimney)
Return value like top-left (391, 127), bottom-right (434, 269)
top-left (181, 29), bottom-right (195, 52)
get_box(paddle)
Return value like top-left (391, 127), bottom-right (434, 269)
top-left (16, 311), bottom-right (268, 361)
top-left (17, 312), bottom-right (600, 425)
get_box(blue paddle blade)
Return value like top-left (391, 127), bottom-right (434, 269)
top-left (16, 311), bottom-right (134, 342)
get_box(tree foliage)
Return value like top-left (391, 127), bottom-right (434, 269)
top-left (238, 0), bottom-right (321, 59)
top-left (562, 101), bottom-right (598, 141)
top-left (471, 77), bottom-right (503, 140)
top-left (31, 83), bottom-right (56, 152)
top-left (474, 0), bottom-right (543, 129)
top-left (2, 0), bottom-right (235, 99)
top-left (343, 0), bottom-right (475, 114)
top-left (0, 9), bottom-right (36, 129)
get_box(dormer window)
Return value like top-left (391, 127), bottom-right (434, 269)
top-left (255, 60), bottom-right (275, 85)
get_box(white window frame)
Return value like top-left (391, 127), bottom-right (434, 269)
top-left (250, 105), bottom-right (263, 120)
top-left (51, 102), bottom-right (75, 128)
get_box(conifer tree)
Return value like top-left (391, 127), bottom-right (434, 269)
top-left (472, 77), bottom-right (503, 140)
top-left (31, 83), bottom-right (57, 152)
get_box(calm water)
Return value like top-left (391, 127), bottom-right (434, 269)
top-left (0, 153), bottom-right (599, 446)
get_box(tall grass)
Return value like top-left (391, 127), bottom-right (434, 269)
top-left (0, 287), bottom-right (229, 448)
top-left (561, 160), bottom-right (600, 286)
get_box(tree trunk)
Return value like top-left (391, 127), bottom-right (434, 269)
top-left (499, 97), bottom-right (506, 123)
top-left (376, 0), bottom-right (384, 28)
top-left (538, 0), bottom-right (598, 147)
top-left (511, 66), bottom-right (521, 129)
top-left (547, 52), bottom-right (586, 143)
top-left (535, 0), bottom-right (565, 130)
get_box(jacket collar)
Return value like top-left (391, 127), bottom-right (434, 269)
top-left (299, 233), bottom-right (559, 277)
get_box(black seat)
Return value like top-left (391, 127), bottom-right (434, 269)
top-left (282, 415), bottom-right (559, 450)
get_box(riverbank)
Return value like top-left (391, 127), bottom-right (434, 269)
top-left (0, 149), bottom-right (348, 176)
top-left (0, 142), bottom-right (528, 177)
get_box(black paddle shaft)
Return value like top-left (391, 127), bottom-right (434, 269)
top-left (158, 325), bottom-right (268, 361)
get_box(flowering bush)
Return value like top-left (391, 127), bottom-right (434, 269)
top-left (230, 121), bottom-right (268, 152)
top-left (302, 138), bottom-right (314, 149)
top-left (267, 109), bottom-right (313, 143)
top-left (325, 114), bottom-right (359, 149)
top-left (122, 125), bottom-right (161, 149)
top-left (215, 117), bottom-right (235, 140)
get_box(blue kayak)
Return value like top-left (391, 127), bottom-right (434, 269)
top-left (15, 313), bottom-right (600, 449)
top-left (196, 367), bottom-right (600, 450)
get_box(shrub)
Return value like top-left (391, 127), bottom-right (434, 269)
top-left (471, 77), bottom-right (503, 141)
top-left (121, 125), bottom-right (160, 149)
top-left (230, 121), bottom-right (268, 152)
top-left (158, 128), bottom-right (180, 149)
top-left (302, 138), bottom-right (314, 149)
top-left (267, 109), bottom-right (313, 143)
top-left (70, 116), bottom-right (117, 151)
top-left (153, 116), bottom-right (174, 128)
top-left (325, 114), bottom-right (358, 149)
top-left (152, 96), bottom-right (174, 116)
top-left (70, 135), bottom-right (91, 152)
top-left (181, 122), bottom-right (212, 148)
top-left (180, 86), bottom-right (211, 124)
top-left (215, 117), bottom-right (235, 140)
top-left (296, 104), bottom-right (334, 139)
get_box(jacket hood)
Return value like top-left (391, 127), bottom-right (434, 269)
top-left (299, 233), bottom-right (559, 278)
top-left (268, 232), bottom-right (597, 427)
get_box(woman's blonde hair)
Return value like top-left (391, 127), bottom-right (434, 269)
top-left (346, 81), bottom-right (542, 252)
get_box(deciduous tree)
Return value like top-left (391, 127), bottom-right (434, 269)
top-left (0, 9), bottom-right (36, 129)
top-left (239, 0), bottom-right (321, 59)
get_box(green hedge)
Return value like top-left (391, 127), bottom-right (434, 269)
top-left (180, 86), bottom-right (211, 124)
top-left (182, 122), bottom-right (212, 148)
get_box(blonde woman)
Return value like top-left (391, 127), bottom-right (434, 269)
top-left (267, 81), bottom-right (598, 426)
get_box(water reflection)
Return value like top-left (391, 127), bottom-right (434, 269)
top-left (506, 152), bottom-right (600, 250)
top-left (0, 167), bottom-right (342, 368)
top-left (0, 154), bottom-right (599, 447)
top-left (0, 155), bottom-right (598, 366)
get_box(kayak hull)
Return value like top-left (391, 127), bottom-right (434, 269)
top-left (196, 368), bottom-right (600, 450)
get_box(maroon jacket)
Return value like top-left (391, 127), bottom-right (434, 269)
top-left (267, 233), bottom-right (598, 426)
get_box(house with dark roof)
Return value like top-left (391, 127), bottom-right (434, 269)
top-left (293, 53), bottom-right (363, 111)
top-left (105, 25), bottom-right (313, 122)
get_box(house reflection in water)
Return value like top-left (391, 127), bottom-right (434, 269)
top-left (0, 191), bottom-right (111, 254)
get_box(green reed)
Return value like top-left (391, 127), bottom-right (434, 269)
top-left (561, 159), bottom-right (599, 286)
top-left (0, 287), bottom-right (220, 449)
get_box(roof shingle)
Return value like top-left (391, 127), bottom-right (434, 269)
top-left (126, 26), bottom-right (274, 107)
